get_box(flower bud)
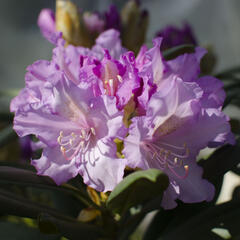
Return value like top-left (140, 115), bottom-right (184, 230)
top-left (38, 9), bottom-right (56, 44)
top-left (156, 23), bottom-right (197, 51)
top-left (121, 0), bottom-right (149, 54)
top-left (56, 0), bottom-right (93, 47)
top-left (104, 5), bottom-right (121, 31)
top-left (83, 12), bottom-right (105, 34)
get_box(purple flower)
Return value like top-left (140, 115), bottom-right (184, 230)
top-left (49, 29), bottom-right (137, 110)
top-left (104, 5), bottom-right (121, 31)
top-left (92, 50), bottom-right (140, 110)
top-left (11, 36), bottom-right (127, 191)
top-left (83, 12), bottom-right (105, 33)
top-left (19, 136), bottom-right (33, 162)
top-left (123, 38), bottom-right (235, 209)
top-left (37, 9), bottom-right (61, 45)
top-left (156, 23), bottom-right (197, 51)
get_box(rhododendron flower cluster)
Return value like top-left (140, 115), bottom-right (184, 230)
top-left (11, 29), bottom-right (234, 208)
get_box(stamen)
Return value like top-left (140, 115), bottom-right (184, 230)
top-left (91, 127), bottom-right (96, 135)
top-left (81, 129), bottom-right (86, 139)
top-left (144, 141), bottom-right (189, 180)
top-left (117, 75), bottom-right (123, 83)
top-left (108, 79), bottom-right (114, 96)
top-left (60, 146), bottom-right (66, 153)
top-left (155, 141), bottom-right (186, 150)
top-left (168, 164), bottom-right (189, 179)
top-left (58, 129), bottom-right (95, 161)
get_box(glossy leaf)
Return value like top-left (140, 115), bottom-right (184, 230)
top-left (0, 188), bottom-right (102, 240)
top-left (199, 139), bottom-right (240, 183)
top-left (159, 200), bottom-right (240, 240)
top-left (0, 221), bottom-right (59, 240)
top-left (107, 169), bottom-right (169, 214)
top-left (38, 214), bottom-right (102, 240)
top-left (163, 44), bottom-right (195, 60)
top-left (0, 166), bottom-right (93, 207)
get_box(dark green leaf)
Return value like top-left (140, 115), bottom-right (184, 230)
top-left (198, 140), bottom-right (240, 203)
top-left (119, 195), bottom-right (164, 240)
top-left (0, 188), bottom-right (73, 220)
top-left (230, 119), bottom-right (240, 135)
top-left (159, 200), bottom-right (240, 240)
top-left (0, 166), bottom-right (93, 207)
top-left (0, 221), bottom-right (59, 240)
top-left (163, 44), bottom-right (195, 60)
top-left (107, 169), bottom-right (169, 215)
top-left (199, 139), bottom-right (240, 183)
top-left (143, 210), bottom-right (174, 240)
top-left (144, 201), bottom-right (212, 240)
top-left (38, 214), bottom-right (102, 240)
top-left (0, 188), bottom-right (102, 239)
top-left (38, 214), bottom-right (59, 234)
top-left (232, 186), bottom-right (240, 201)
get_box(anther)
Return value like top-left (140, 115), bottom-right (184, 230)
top-left (109, 79), bottom-right (114, 87)
top-left (91, 127), bottom-right (96, 135)
top-left (81, 129), bottom-right (86, 138)
top-left (57, 135), bottom-right (62, 144)
top-left (117, 75), bottom-right (123, 83)
top-left (71, 132), bottom-right (76, 137)
top-left (60, 146), bottom-right (66, 153)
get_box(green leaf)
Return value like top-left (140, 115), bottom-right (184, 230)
top-left (229, 119), bottom-right (240, 135)
top-left (0, 166), bottom-right (93, 207)
top-left (38, 214), bottom-right (102, 240)
top-left (143, 209), bottom-right (174, 240)
top-left (143, 201), bottom-right (212, 240)
top-left (163, 44), bottom-right (195, 60)
top-left (0, 221), bottom-right (59, 240)
top-left (0, 188), bottom-right (102, 239)
top-left (199, 139), bottom-right (240, 183)
top-left (0, 188), bottom-right (74, 220)
top-left (107, 169), bottom-right (169, 214)
top-left (119, 195), bottom-right (165, 240)
top-left (159, 200), bottom-right (240, 240)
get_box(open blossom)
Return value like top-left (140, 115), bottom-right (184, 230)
top-left (10, 31), bottom-right (129, 192)
top-left (92, 50), bottom-right (140, 110)
top-left (50, 29), bottom-right (139, 110)
top-left (11, 75), bottom-right (126, 192)
top-left (123, 38), bottom-right (235, 209)
top-left (11, 24), bottom-right (234, 209)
